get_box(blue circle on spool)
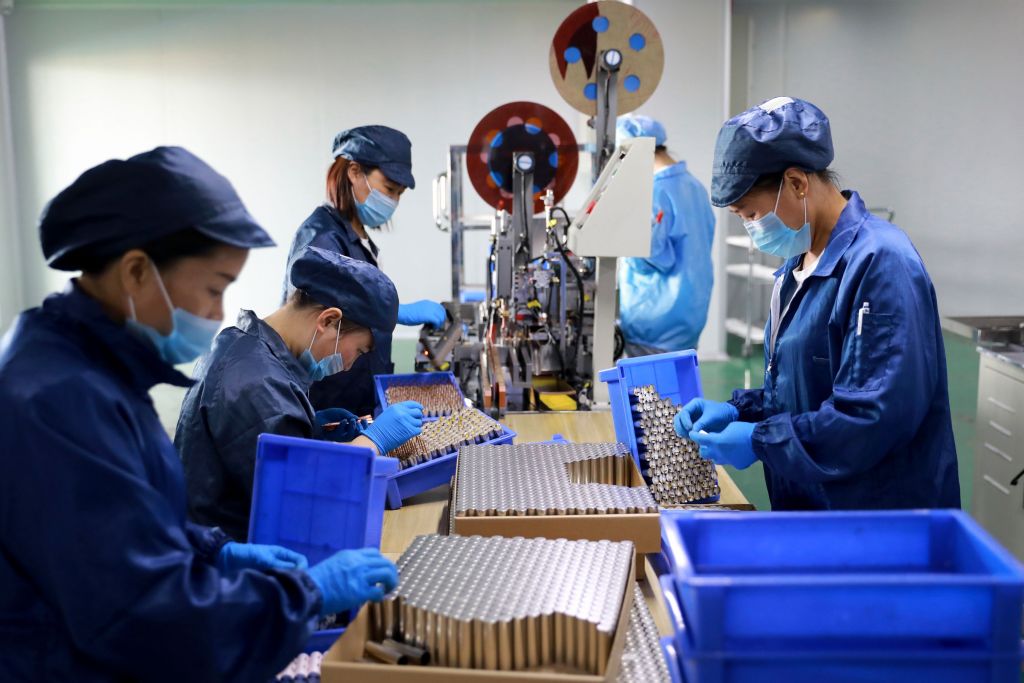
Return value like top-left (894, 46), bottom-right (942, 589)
top-left (623, 75), bottom-right (641, 93)
top-left (564, 46), bottom-right (581, 64)
top-left (489, 170), bottom-right (504, 187)
top-left (629, 33), bottom-right (646, 51)
top-left (583, 83), bottom-right (597, 100)
top-left (525, 123), bottom-right (541, 135)
top-left (592, 16), bottom-right (609, 33)
top-left (533, 183), bottom-right (542, 193)
top-left (490, 132), bottom-right (504, 148)
top-left (549, 151), bottom-right (559, 169)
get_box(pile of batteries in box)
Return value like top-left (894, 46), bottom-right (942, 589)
top-left (359, 534), bottom-right (665, 681)
top-left (631, 385), bottom-right (720, 505)
top-left (454, 443), bottom-right (659, 517)
top-left (384, 381), bottom-right (465, 418)
top-left (274, 652), bottom-right (322, 683)
top-left (385, 408), bottom-right (504, 470)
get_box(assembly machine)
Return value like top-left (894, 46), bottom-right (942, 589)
top-left (421, 1), bottom-right (664, 415)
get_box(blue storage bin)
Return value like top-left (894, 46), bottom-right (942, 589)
top-left (374, 371), bottom-right (465, 416)
top-left (661, 574), bottom-right (1023, 683)
top-left (385, 418), bottom-right (516, 509)
top-left (249, 434), bottom-right (399, 652)
top-left (661, 636), bottom-right (685, 683)
top-left (661, 510), bottom-right (1024, 653)
top-left (526, 433), bottom-right (571, 445)
top-left (598, 350), bottom-right (703, 463)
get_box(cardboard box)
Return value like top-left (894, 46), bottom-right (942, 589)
top-left (321, 549), bottom-right (636, 682)
top-left (449, 452), bottom-right (661, 556)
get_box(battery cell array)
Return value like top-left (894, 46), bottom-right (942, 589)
top-left (386, 408), bottom-right (504, 470)
top-left (454, 443), bottom-right (659, 517)
top-left (368, 534), bottom-right (633, 675)
top-left (617, 584), bottom-right (671, 683)
top-left (384, 380), bottom-right (464, 418)
top-left (631, 385), bottom-right (720, 505)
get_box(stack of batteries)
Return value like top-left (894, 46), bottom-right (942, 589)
top-left (368, 534), bottom-right (633, 675)
top-left (387, 408), bottom-right (503, 469)
top-left (274, 652), bottom-right (322, 683)
top-left (384, 381), bottom-right (464, 418)
top-left (454, 443), bottom-right (659, 517)
top-left (631, 385), bottom-right (720, 505)
top-left (617, 585), bottom-right (671, 683)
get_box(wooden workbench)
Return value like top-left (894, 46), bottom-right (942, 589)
top-left (380, 410), bottom-right (752, 637)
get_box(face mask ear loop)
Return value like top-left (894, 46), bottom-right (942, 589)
top-left (126, 295), bottom-right (138, 322)
top-left (307, 326), bottom-right (320, 359)
top-left (773, 177), bottom-right (785, 213)
top-left (332, 320), bottom-right (341, 356)
top-left (147, 259), bottom-right (175, 317)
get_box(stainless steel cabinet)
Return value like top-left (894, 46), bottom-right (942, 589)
top-left (973, 353), bottom-right (1024, 561)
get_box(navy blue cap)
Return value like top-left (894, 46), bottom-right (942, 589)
top-left (332, 125), bottom-right (415, 190)
top-left (290, 246), bottom-right (398, 336)
top-left (40, 146), bottom-right (275, 271)
top-left (711, 97), bottom-right (833, 207)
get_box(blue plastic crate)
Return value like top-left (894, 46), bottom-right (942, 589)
top-left (526, 433), bottom-right (571, 445)
top-left (385, 418), bottom-right (516, 509)
top-left (661, 636), bottom-right (685, 683)
top-left (374, 371), bottom-right (465, 416)
top-left (661, 510), bottom-right (1024, 653)
top-left (249, 434), bottom-right (399, 652)
top-left (661, 575), bottom-right (1023, 683)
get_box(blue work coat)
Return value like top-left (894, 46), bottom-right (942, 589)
top-left (730, 191), bottom-right (960, 510)
top-left (283, 204), bottom-right (392, 416)
top-left (177, 310), bottom-right (317, 542)
top-left (0, 284), bottom-right (319, 682)
top-left (619, 161), bottom-right (715, 352)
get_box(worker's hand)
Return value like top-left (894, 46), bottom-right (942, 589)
top-left (217, 542), bottom-right (309, 573)
top-left (397, 300), bottom-right (447, 328)
top-left (313, 407), bottom-right (362, 442)
top-left (690, 422), bottom-right (757, 469)
top-left (675, 398), bottom-right (739, 436)
top-left (307, 548), bottom-right (399, 616)
top-left (362, 401), bottom-right (423, 454)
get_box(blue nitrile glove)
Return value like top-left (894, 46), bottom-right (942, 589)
top-left (362, 401), bottom-right (423, 454)
top-left (397, 300), bottom-right (447, 328)
top-left (306, 548), bottom-right (399, 616)
top-left (217, 542), bottom-right (309, 573)
top-left (690, 422), bottom-right (757, 469)
top-left (674, 398), bottom-right (740, 436)
top-left (313, 407), bottom-right (363, 443)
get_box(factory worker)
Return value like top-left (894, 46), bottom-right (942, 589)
top-left (177, 246), bottom-right (423, 541)
top-left (616, 115), bottom-right (715, 356)
top-left (675, 97), bottom-right (960, 510)
top-left (0, 147), bottom-right (397, 681)
top-left (282, 125), bottom-right (447, 416)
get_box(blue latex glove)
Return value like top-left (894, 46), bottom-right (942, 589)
top-left (397, 300), bottom-right (447, 328)
top-left (690, 422), bottom-right (758, 469)
top-left (674, 398), bottom-right (740, 436)
top-left (314, 407), bottom-right (363, 443)
top-left (306, 548), bottom-right (399, 616)
top-left (363, 401), bottom-right (423, 454)
top-left (217, 542), bottom-right (309, 573)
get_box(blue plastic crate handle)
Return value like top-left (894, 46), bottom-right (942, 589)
top-left (659, 574), bottom-right (685, 639)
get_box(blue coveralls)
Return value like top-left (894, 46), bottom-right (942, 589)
top-left (177, 310), bottom-right (320, 542)
top-left (283, 204), bottom-right (391, 416)
top-left (0, 284), bottom-right (320, 682)
top-left (619, 161), bottom-right (716, 354)
top-left (731, 191), bottom-right (961, 510)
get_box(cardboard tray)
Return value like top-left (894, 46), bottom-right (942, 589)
top-left (321, 548), bottom-right (637, 682)
top-left (449, 451), bottom-right (661, 555)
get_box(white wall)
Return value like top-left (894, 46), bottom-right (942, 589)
top-left (0, 15), bottom-right (22, 332)
top-left (5, 0), bottom-right (584, 337)
top-left (635, 0), bottom-right (731, 357)
top-left (735, 0), bottom-right (1024, 316)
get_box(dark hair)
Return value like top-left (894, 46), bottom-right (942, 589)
top-left (79, 227), bottom-right (223, 275)
top-left (288, 288), bottom-right (369, 335)
top-left (326, 156), bottom-right (379, 224)
top-left (750, 168), bottom-right (840, 193)
top-left (655, 145), bottom-right (668, 154)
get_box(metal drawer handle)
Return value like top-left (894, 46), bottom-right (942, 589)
top-left (987, 396), bottom-right (1016, 413)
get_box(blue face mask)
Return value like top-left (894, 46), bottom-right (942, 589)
top-left (299, 323), bottom-right (346, 382)
top-left (743, 179), bottom-right (812, 259)
top-left (355, 175), bottom-right (398, 228)
top-left (126, 262), bottom-right (221, 366)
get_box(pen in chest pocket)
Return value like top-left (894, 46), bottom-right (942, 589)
top-left (857, 302), bottom-right (871, 336)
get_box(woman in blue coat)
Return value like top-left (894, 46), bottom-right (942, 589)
top-left (283, 125), bottom-right (447, 416)
top-left (0, 147), bottom-right (397, 681)
top-left (676, 98), bottom-right (960, 510)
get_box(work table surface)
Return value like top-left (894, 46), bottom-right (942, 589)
top-left (380, 410), bottom-right (752, 637)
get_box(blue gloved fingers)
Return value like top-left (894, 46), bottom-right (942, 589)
top-left (364, 565), bottom-right (400, 594)
top-left (365, 584), bottom-right (386, 603)
top-left (691, 400), bottom-right (739, 434)
top-left (269, 546), bottom-right (309, 570)
top-left (678, 398), bottom-right (704, 433)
